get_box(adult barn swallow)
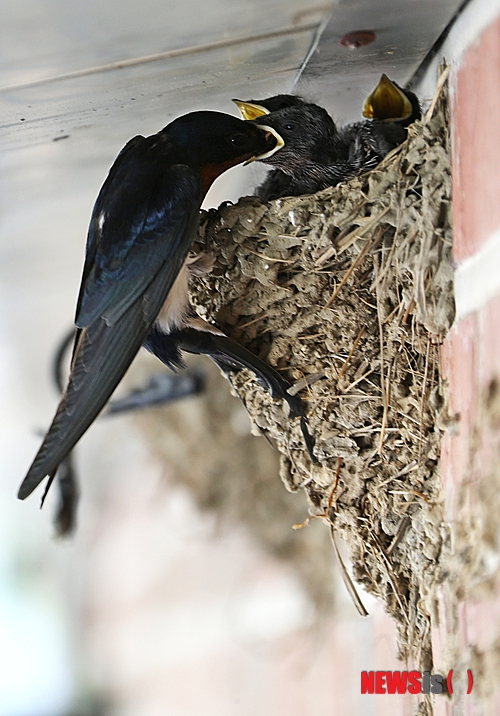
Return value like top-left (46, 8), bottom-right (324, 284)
top-left (234, 81), bottom-right (420, 201)
top-left (18, 111), bottom-right (281, 501)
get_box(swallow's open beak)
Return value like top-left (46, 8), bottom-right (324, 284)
top-left (362, 74), bottom-right (413, 122)
top-left (233, 99), bottom-right (270, 121)
top-left (245, 124), bottom-right (285, 164)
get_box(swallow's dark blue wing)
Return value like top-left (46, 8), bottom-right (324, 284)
top-left (18, 148), bottom-right (201, 500)
top-left (76, 135), bottom-right (201, 328)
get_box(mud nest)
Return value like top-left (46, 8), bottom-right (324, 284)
top-left (184, 86), bottom-right (453, 669)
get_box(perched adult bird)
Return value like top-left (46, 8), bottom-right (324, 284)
top-left (18, 111), bottom-right (284, 502)
top-left (234, 78), bottom-right (420, 201)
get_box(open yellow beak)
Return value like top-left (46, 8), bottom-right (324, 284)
top-left (245, 124), bottom-right (285, 164)
top-left (362, 74), bottom-right (413, 122)
top-left (233, 99), bottom-right (270, 121)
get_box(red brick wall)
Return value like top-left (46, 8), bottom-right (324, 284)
top-left (436, 13), bottom-right (500, 716)
top-left (452, 18), bottom-right (500, 260)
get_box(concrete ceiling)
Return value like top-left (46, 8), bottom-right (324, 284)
top-left (0, 1), bottom-right (323, 154)
top-left (296, 0), bottom-right (466, 121)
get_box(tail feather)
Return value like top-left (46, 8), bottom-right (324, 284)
top-left (18, 310), bottom-right (148, 499)
top-left (18, 266), bottom-right (178, 501)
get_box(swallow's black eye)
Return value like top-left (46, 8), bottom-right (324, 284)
top-left (229, 133), bottom-right (249, 149)
top-left (284, 123), bottom-right (295, 132)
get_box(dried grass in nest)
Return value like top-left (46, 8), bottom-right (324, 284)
top-left (187, 80), bottom-right (453, 669)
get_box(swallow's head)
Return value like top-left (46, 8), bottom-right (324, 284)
top-left (166, 111), bottom-right (283, 182)
top-left (243, 103), bottom-right (338, 173)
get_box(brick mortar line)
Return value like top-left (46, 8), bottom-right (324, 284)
top-left (454, 226), bottom-right (500, 320)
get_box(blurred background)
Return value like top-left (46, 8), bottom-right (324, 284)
top-left (0, 1), bottom-right (467, 714)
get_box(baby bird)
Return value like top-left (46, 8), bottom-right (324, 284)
top-left (234, 76), bottom-right (420, 201)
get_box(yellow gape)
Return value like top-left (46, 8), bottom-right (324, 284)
top-left (362, 74), bottom-right (413, 122)
top-left (232, 99), bottom-right (270, 121)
